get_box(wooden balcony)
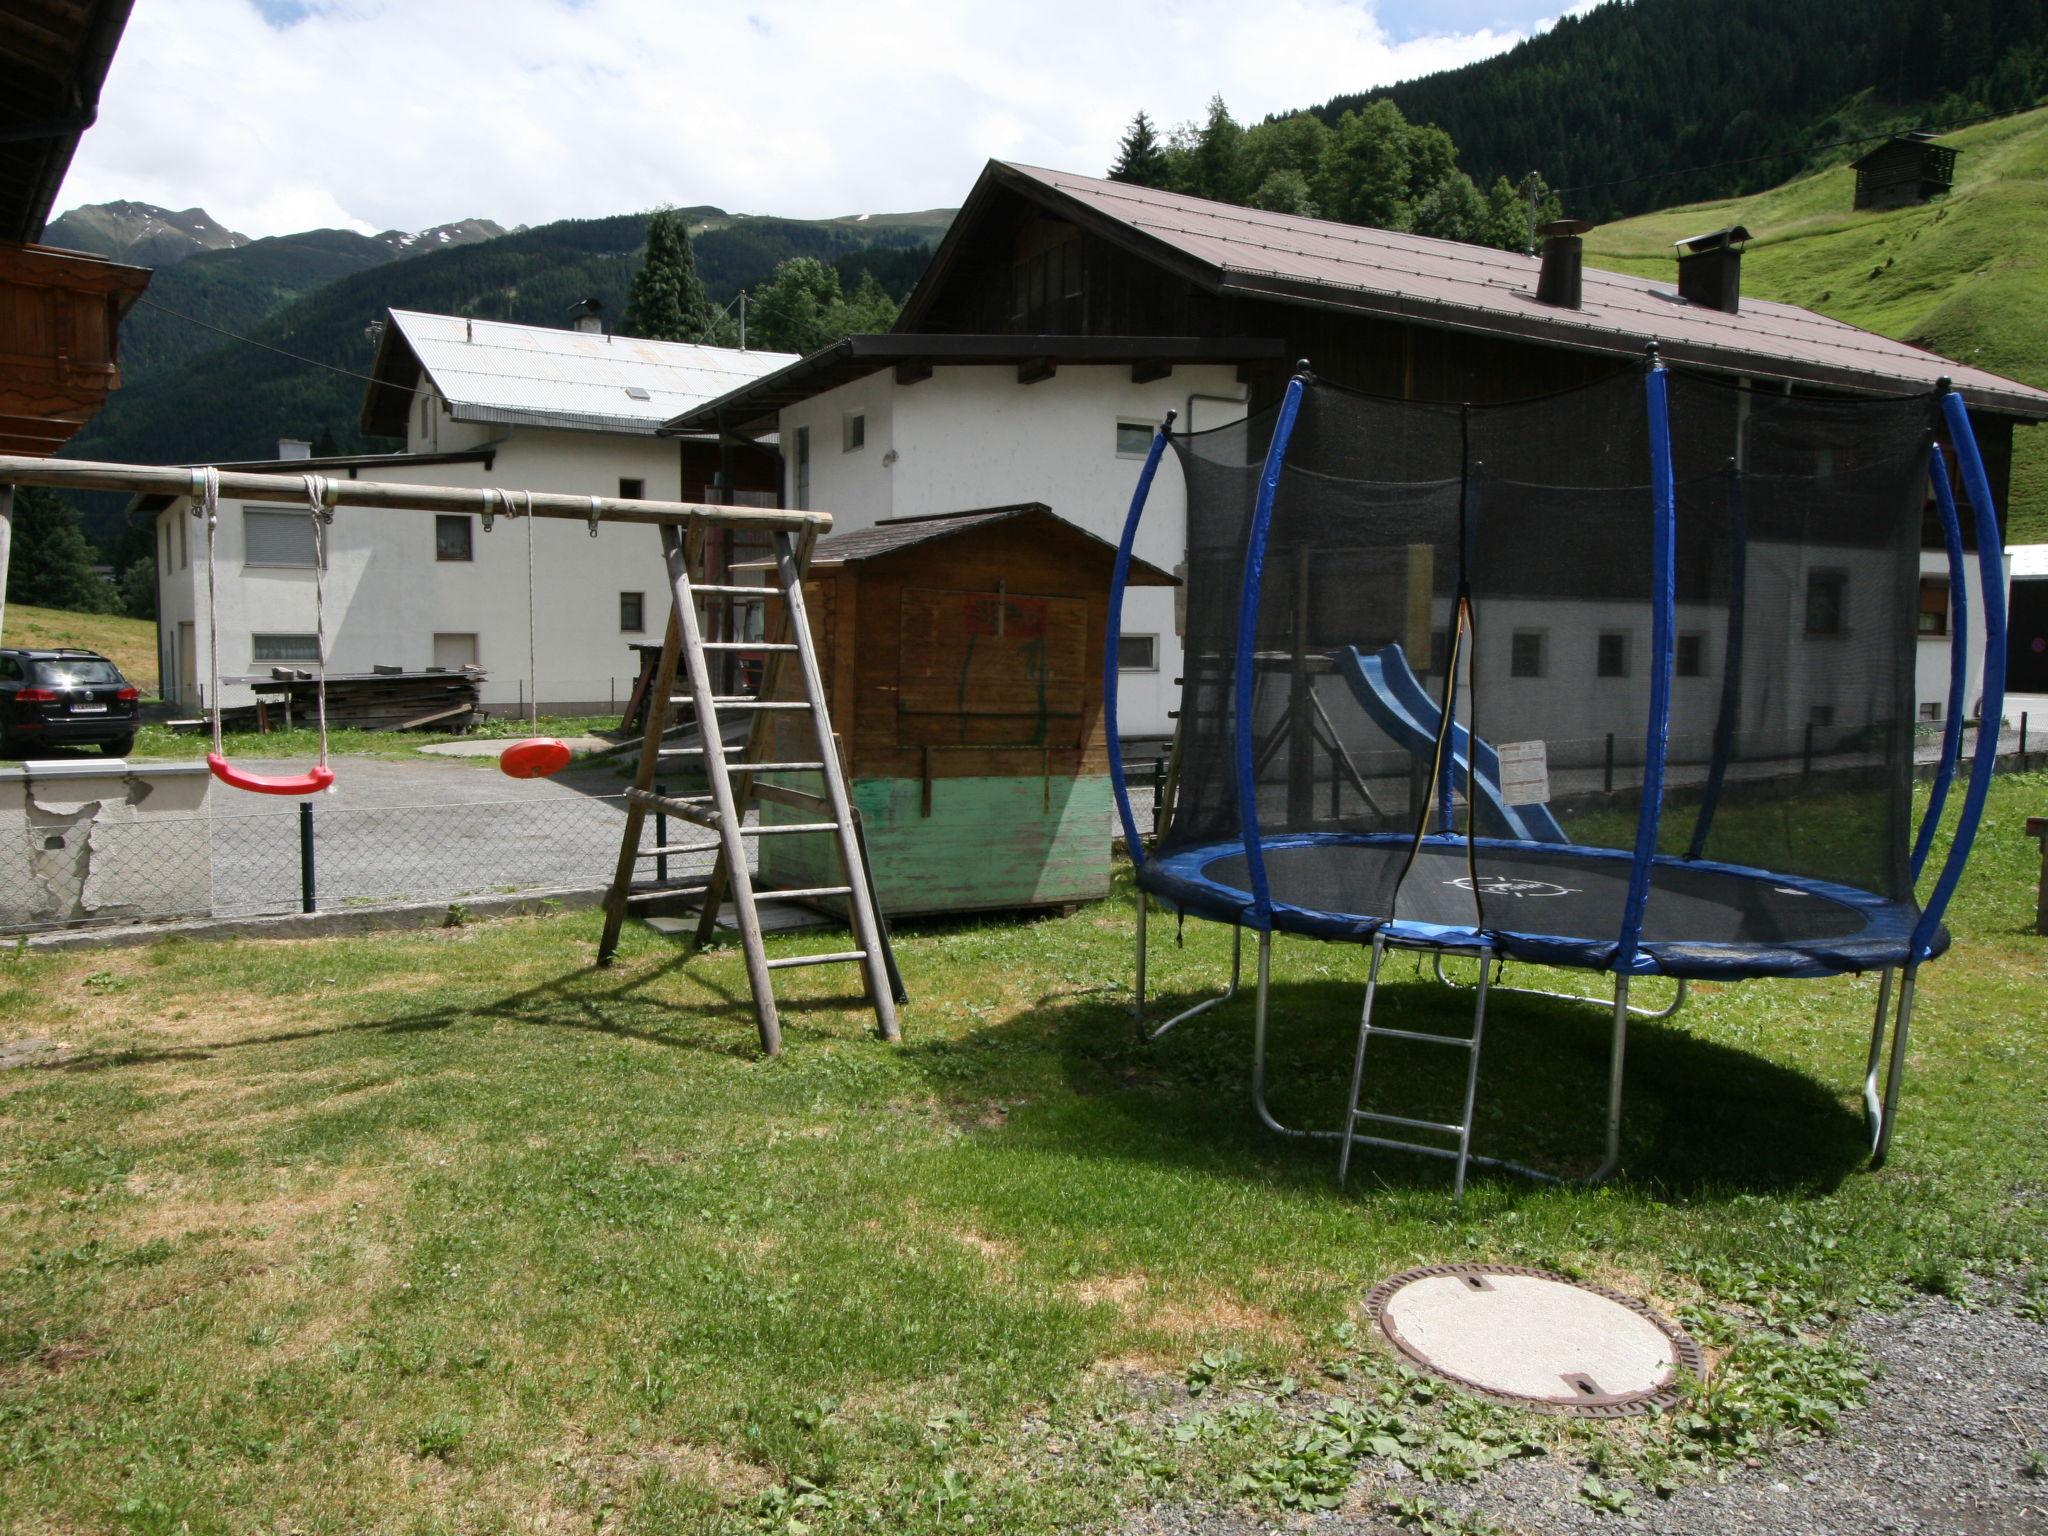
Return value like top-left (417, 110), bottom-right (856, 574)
top-left (0, 238), bottom-right (150, 455)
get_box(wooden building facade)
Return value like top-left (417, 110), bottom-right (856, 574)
top-left (747, 505), bottom-right (1173, 915)
top-left (1851, 134), bottom-right (1960, 212)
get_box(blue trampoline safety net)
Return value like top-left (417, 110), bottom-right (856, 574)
top-left (1114, 363), bottom-right (2001, 979)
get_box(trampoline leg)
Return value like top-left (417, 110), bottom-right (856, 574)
top-left (1872, 966), bottom-right (1917, 1169)
top-left (1337, 934), bottom-right (1389, 1185)
top-left (1135, 911), bottom-right (1244, 1044)
top-left (1431, 953), bottom-right (1688, 1022)
top-left (1589, 975), bottom-right (1631, 1183)
top-left (1250, 932), bottom-right (1302, 1139)
top-left (1861, 968), bottom-right (1895, 1152)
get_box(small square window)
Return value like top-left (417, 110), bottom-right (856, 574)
top-left (1676, 632), bottom-right (1707, 677)
top-left (1115, 420), bottom-right (1154, 458)
top-left (1596, 631), bottom-right (1629, 678)
top-left (435, 514), bottom-right (473, 562)
top-left (1509, 630), bottom-right (1545, 678)
top-left (618, 477), bottom-right (645, 501)
top-left (842, 411), bottom-right (865, 452)
top-left (1919, 701), bottom-right (1942, 722)
top-left (1917, 576), bottom-right (1949, 637)
top-left (620, 592), bottom-right (645, 633)
top-left (1117, 634), bottom-right (1158, 671)
top-left (1806, 570), bottom-right (1847, 636)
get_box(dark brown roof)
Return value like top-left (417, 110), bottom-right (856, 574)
top-left (739, 502), bottom-right (1177, 581)
top-left (1, 0), bottom-right (134, 243)
top-left (662, 333), bottom-right (1287, 435)
top-left (895, 160), bottom-right (2048, 421)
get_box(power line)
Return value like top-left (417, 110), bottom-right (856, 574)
top-left (131, 295), bottom-right (414, 397)
top-left (1554, 102), bottom-right (2039, 198)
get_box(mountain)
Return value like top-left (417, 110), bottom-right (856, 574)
top-left (1585, 104), bottom-right (2048, 540)
top-left (373, 218), bottom-right (512, 255)
top-left (66, 206), bottom-right (951, 522)
top-left (43, 200), bottom-right (247, 265)
top-left (1314, 0), bottom-right (2048, 223)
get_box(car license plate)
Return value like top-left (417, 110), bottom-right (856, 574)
top-left (70, 703), bottom-right (108, 714)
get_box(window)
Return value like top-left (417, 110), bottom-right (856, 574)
top-left (243, 507), bottom-right (322, 568)
top-left (1509, 630), bottom-right (1546, 678)
top-left (32, 657), bottom-right (120, 687)
top-left (620, 591), bottom-right (646, 633)
top-left (793, 425), bottom-right (810, 508)
top-left (177, 512), bottom-right (188, 570)
top-left (1919, 701), bottom-right (1942, 722)
top-left (1596, 631), bottom-right (1630, 678)
top-left (432, 633), bottom-right (478, 671)
top-left (435, 514), bottom-right (473, 562)
top-left (252, 633), bottom-right (321, 663)
top-left (1676, 632), bottom-right (1707, 677)
top-left (842, 410), bottom-right (865, 452)
top-left (1917, 576), bottom-right (1949, 636)
top-left (0, 655), bottom-right (20, 681)
top-left (1115, 420), bottom-right (1153, 458)
top-left (1805, 569), bottom-right (1847, 636)
top-left (1117, 634), bottom-right (1158, 671)
top-left (419, 396), bottom-right (432, 436)
top-left (618, 477), bottom-right (644, 501)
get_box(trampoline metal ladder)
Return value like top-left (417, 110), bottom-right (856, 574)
top-left (596, 521), bottom-right (901, 1055)
top-left (1338, 935), bottom-right (1492, 1199)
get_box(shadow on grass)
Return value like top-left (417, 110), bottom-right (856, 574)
top-left (902, 964), bottom-right (1872, 1201)
top-left (45, 948), bottom-right (878, 1073)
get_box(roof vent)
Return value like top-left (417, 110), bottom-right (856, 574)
top-left (276, 438), bottom-right (312, 461)
top-left (624, 385), bottom-right (651, 400)
top-left (568, 297), bottom-right (605, 335)
top-left (1535, 218), bottom-right (1592, 310)
top-left (1674, 226), bottom-right (1749, 315)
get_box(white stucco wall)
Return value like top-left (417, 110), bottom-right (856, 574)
top-left (783, 362), bottom-right (1249, 737)
top-left (157, 422), bottom-right (687, 713)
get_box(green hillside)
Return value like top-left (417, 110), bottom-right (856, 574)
top-left (1586, 106), bottom-right (2048, 541)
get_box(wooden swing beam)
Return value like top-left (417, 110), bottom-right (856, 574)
top-left (0, 455), bottom-right (830, 534)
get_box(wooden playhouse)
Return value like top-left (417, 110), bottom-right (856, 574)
top-left (743, 503), bottom-right (1174, 916)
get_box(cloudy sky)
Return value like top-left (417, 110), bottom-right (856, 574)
top-left (60, 0), bottom-right (1584, 239)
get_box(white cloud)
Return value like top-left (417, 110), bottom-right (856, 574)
top-left (59, 0), bottom-right (1533, 238)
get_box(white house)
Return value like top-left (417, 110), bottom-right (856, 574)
top-left (150, 309), bottom-right (794, 712)
top-left (663, 335), bottom-right (1284, 738)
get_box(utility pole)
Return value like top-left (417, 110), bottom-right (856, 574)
top-left (739, 290), bottom-right (748, 351)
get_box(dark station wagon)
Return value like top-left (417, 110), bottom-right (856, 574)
top-left (0, 648), bottom-right (141, 758)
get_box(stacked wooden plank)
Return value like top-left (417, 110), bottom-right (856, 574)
top-left (217, 667), bottom-right (485, 734)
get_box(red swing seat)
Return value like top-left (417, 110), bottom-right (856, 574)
top-left (498, 737), bottom-right (571, 779)
top-left (207, 753), bottom-right (336, 797)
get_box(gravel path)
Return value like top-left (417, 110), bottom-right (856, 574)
top-left (1125, 1292), bottom-right (2048, 1536)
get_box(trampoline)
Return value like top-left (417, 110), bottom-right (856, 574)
top-left (1105, 353), bottom-right (2006, 1192)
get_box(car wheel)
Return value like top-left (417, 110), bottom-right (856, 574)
top-left (100, 736), bottom-right (135, 758)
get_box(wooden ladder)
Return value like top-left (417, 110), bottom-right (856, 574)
top-left (596, 519), bottom-right (899, 1053)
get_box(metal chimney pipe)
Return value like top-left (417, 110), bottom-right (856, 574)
top-left (1535, 218), bottom-right (1593, 309)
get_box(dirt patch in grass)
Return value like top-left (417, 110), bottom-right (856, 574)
top-left (944, 1223), bottom-right (1023, 1269)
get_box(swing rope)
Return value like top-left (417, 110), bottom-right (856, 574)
top-left (193, 466), bottom-right (336, 795)
top-left (489, 485), bottom-right (571, 780)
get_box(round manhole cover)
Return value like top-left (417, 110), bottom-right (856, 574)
top-left (1365, 1264), bottom-right (1700, 1417)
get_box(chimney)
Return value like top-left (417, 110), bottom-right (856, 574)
top-left (568, 296), bottom-right (605, 334)
top-left (1534, 218), bottom-right (1592, 309)
top-left (1674, 226), bottom-right (1749, 315)
top-left (276, 438), bottom-right (312, 460)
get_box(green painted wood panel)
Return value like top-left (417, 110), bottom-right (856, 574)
top-left (760, 774), bottom-right (1115, 914)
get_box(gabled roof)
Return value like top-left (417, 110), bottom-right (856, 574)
top-left (361, 309), bottom-right (799, 438)
top-left (1, 0), bottom-right (134, 243)
top-left (898, 161), bottom-right (2048, 421)
top-left (662, 333), bottom-right (1286, 435)
top-left (739, 502), bottom-right (1176, 580)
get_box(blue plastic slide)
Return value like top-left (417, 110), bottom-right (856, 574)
top-left (1330, 643), bottom-right (1570, 843)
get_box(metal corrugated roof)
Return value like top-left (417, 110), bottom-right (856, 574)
top-left (384, 310), bottom-right (799, 435)
top-left (984, 163), bottom-right (2048, 420)
top-left (737, 503), bottom-right (1176, 579)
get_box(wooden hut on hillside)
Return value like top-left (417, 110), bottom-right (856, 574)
top-left (1850, 132), bottom-right (1959, 211)
top-left (742, 503), bottom-right (1174, 916)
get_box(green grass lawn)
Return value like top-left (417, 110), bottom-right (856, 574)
top-left (2, 775), bottom-right (2043, 1534)
top-left (121, 713), bottom-right (628, 766)
top-left (1587, 105), bottom-right (2048, 542)
top-left (1, 605), bottom-right (159, 688)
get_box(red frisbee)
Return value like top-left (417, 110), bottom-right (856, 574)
top-left (498, 737), bottom-right (572, 778)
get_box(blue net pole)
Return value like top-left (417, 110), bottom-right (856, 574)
top-left (1912, 391), bottom-right (2009, 960)
top-left (1233, 375), bottom-right (1307, 924)
top-left (1106, 411), bottom-right (1176, 869)
top-left (1910, 444), bottom-right (1969, 881)
top-left (1617, 359), bottom-right (1678, 971)
top-left (1686, 469), bottom-right (1745, 860)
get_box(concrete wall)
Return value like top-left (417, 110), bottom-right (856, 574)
top-left (157, 418), bottom-right (688, 713)
top-left (0, 761), bottom-right (212, 929)
top-left (783, 363), bottom-right (1249, 738)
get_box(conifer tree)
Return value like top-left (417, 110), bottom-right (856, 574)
top-left (5, 487), bottom-right (120, 614)
top-left (620, 207), bottom-right (720, 343)
top-left (1107, 110), bottom-right (1171, 187)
